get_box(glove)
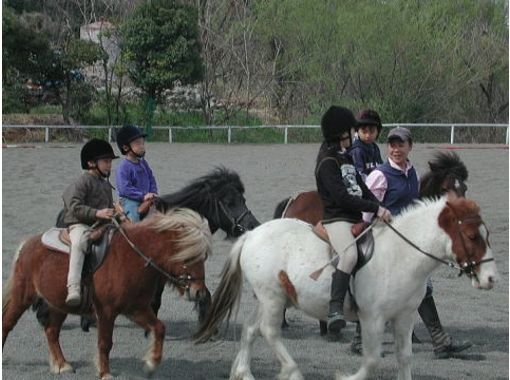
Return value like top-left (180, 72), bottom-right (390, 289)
top-left (377, 206), bottom-right (392, 222)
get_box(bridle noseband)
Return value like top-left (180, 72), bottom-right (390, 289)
top-left (217, 200), bottom-right (253, 235)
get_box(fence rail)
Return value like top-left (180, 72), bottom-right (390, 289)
top-left (2, 123), bottom-right (509, 144)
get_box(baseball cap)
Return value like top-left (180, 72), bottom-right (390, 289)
top-left (387, 127), bottom-right (412, 143)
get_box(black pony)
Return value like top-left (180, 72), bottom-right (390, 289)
top-left (50, 167), bottom-right (260, 332)
top-left (420, 151), bottom-right (468, 198)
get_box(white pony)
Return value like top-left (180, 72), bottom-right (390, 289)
top-left (195, 196), bottom-right (497, 380)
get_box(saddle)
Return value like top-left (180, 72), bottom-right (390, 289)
top-left (41, 224), bottom-right (117, 276)
top-left (312, 221), bottom-right (375, 273)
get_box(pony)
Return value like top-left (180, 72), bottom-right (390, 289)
top-left (195, 195), bottom-right (496, 380)
top-left (54, 167), bottom-right (260, 332)
top-left (273, 150), bottom-right (469, 332)
top-left (3, 208), bottom-right (212, 380)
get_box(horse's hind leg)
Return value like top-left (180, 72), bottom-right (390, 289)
top-left (230, 304), bottom-right (261, 380)
top-left (2, 273), bottom-right (35, 347)
top-left (258, 299), bottom-right (303, 380)
top-left (393, 314), bottom-right (414, 380)
top-left (44, 309), bottom-right (74, 373)
top-left (129, 308), bottom-right (166, 376)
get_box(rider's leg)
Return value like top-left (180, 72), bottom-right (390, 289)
top-left (418, 280), bottom-right (472, 358)
top-left (324, 221), bottom-right (357, 336)
top-left (66, 224), bottom-right (88, 306)
top-left (120, 197), bottom-right (141, 222)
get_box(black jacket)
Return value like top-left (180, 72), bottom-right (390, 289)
top-left (315, 148), bottom-right (379, 223)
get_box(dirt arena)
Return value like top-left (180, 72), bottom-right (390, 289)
top-left (2, 143), bottom-right (508, 379)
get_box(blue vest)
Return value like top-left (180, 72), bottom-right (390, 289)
top-left (378, 162), bottom-right (419, 215)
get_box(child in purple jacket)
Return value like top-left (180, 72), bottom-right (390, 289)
top-left (115, 125), bottom-right (158, 222)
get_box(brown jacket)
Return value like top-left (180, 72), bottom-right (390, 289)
top-left (62, 172), bottom-right (113, 227)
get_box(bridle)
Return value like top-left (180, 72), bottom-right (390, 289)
top-left (381, 210), bottom-right (494, 279)
top-left (217, 200), bottom-right (253, 236)
top-left (111, 217), bottom-right (204, 290)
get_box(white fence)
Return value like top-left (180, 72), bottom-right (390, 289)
top-left (2, 123), bottom-right (509, 144)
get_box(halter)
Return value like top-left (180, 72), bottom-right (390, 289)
top-left (217, 200), bottom-right (253, 235)
top-left (111, 217), bottom-right (204, 290)
top-left (381, 212), bottom-right (494, 278)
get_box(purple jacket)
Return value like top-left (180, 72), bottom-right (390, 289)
top-left (116, 158), bottom-right (158, 201)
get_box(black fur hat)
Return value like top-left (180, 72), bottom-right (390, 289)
top-left (80, 139), bottom-right (118, 169)
top-left (116, 125), bottom-right (147, 155)
top-left (320, 106), bottom-right (357, 142)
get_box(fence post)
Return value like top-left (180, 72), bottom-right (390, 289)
top-left (44, 127), bottom-right (49, 143)
top-left (169, 128), bottom-right (173, 143)
top-left (506, 126), bottom-right (509, 145)
top-left (228, 127), bottom-right (231, 144)
top-left (284, 127), bottom-right (288, 144)
top-left (108, 128), bottom-right (112, 143)
top-left (450, 125), bottom-right (455, 144)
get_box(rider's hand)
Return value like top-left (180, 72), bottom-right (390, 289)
top-left (377, 206), bottom-right (392, 222)
top-left (143, 193), bottom-right (157, 201)
top-left (96, 208), bottom-right (114, 220)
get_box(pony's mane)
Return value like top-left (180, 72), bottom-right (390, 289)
top-left (158, 167), bottom-right (244, 214)
top-left (426, 151), bottom-right (468, 181)
top-left (144, 208), bottom-right (212, 265)
top-left (389, 197), bottom-right (447, 225)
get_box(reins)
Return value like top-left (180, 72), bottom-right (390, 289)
top-left (381, 218), bottom-right (494, 277)
top-left (111, 217), bottom-right (203, 289)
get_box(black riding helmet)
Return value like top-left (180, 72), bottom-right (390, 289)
top-left (355, 109), bottom-right (382, 137)
top-left (320, 105), bottom-right (357, 143)
top-left (116, 125), bottom-right (147, 155)
top-left (80, 138), bottom-right (118, 170)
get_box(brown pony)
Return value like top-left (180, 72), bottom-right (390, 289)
top-left (2, 208), bottom-right (211, 380)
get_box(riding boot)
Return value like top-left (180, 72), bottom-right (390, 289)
top-left (328, 269), bottom-right (350, 336)
top-left (350, 321), bottom-right (363, 355)
top-left (418, 295), bottom-right (472, 358)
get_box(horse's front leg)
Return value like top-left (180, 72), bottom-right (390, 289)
top-left (95, 308), bottom-right (117, 380)
top-left (129, 307), bottom-right (166, 376)
top-left (393, 313), bottom-right (415, 380)
top-left (44, 309), bottom-right (74, 374)
top-left (337, 316), bottom-right (384, 380)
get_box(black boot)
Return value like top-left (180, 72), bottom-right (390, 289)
top-left (327, 270), bottom-right (350, 337)
top-left (418, 295), bottom-right (472, 359)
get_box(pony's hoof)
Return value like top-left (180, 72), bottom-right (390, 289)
top-left (143, 360), bottom-right (157, 377)
top-left (50, 360), bottom-right (74, 374)
top-left (59, 362), bottom-right (75, 374)
top-left (100, 373), bottom-right (114, 380)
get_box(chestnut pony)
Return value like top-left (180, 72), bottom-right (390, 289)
top-left (3, 208), bottom-right (212, 380)
top-left (274, 151), bottom-right (469, 332)
top-left (195, 196), bottom-right (496, 380)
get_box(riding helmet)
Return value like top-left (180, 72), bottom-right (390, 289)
top-left (320, 105), bottom-right (357, 143)
top-left (80, 138), bottom-right (118, 169)
top-left (116, 125), bottom-right (147, 155)
top-left (355, 109), bottom-right (382, 136)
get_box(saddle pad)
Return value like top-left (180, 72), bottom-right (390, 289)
top-left (41, 228), bottom-right (70, 254)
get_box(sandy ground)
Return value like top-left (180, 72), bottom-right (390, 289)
top-left (2, 143), bottom-right (508, 380)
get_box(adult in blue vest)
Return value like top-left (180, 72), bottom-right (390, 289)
top-left (362, 127), bottom-right (472, 358)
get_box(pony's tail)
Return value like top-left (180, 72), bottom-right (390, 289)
top-left (273, 197), bottom-right (291, 219)
top-left (3, 241), bottom-right (26, 315)
top-left (194, 232), bottom-right (249, 343)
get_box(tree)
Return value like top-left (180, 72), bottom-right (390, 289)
top-left (120, 0), bottom-right (203, 132)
